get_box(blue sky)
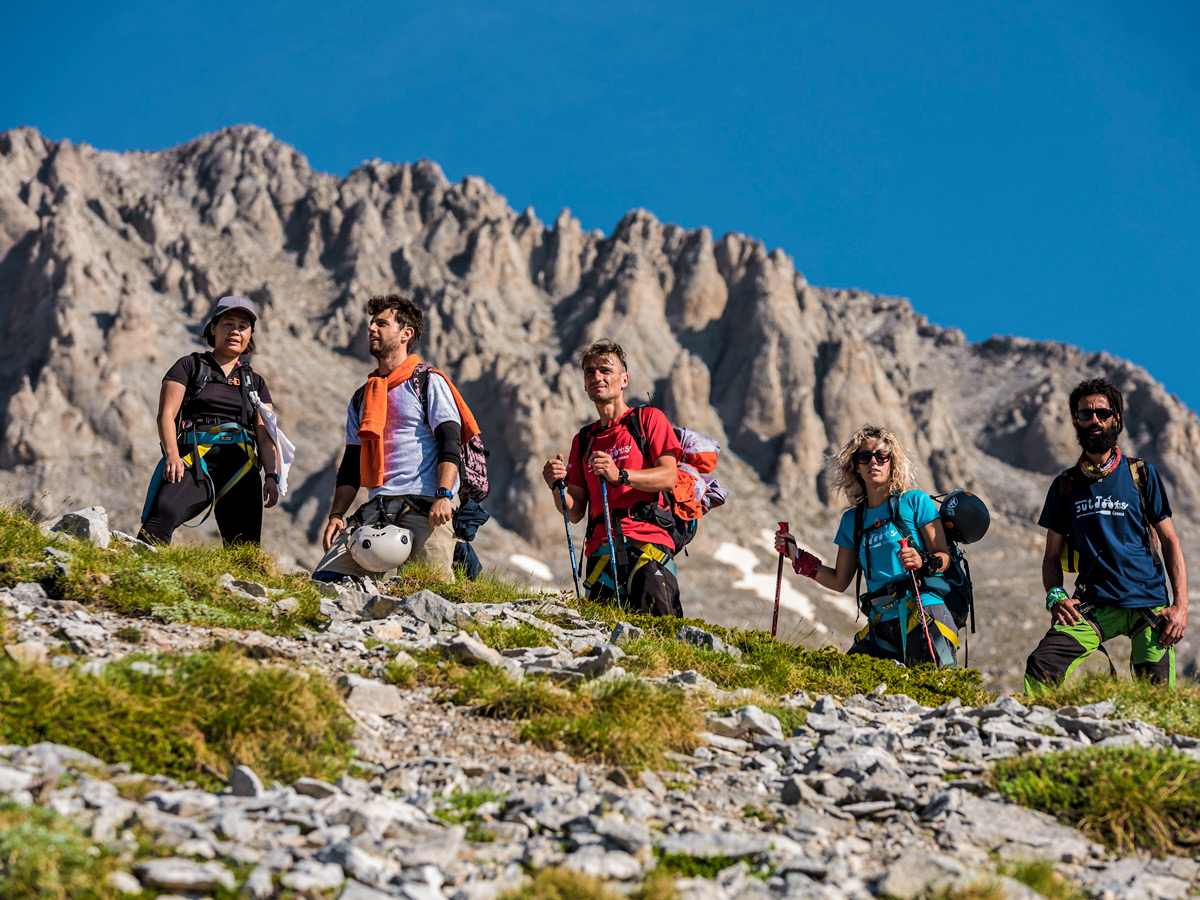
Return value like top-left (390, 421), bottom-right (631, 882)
top-left (6, 0), bottom-right (1198, 411)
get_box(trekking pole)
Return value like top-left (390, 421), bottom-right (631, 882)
top-left (600, 480), bottom-right (622, 602)
top-left (554, 479), bottom-right (583, 597)
top-left (899, 538), bottom-right (938, 667)
top-left (772, 521), bottom-right (789, 637)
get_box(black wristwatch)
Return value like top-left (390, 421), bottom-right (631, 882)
top-left (617, 468), bottom-right (630, 486)
top-left (435, 487), bottom-right (454, 500)
top-left (264, 473), bottom-right (280, 484)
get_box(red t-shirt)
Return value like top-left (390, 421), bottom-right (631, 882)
top-left (567, 407), bottom-right (682, 557)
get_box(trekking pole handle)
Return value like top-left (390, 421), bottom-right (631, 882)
top-left (552, 478), bottom-right (566, 490)
top-left (776, 522), bottom-right (790, 555)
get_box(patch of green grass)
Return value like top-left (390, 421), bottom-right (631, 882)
top-left (631, 867), bottom-right (679, 900)
top-left (113, 627), bottom-right (143, 644)
top-left (521, 677), bottom-right (701, 771)
top-left (924, 882), bottom-right (1003, 900)
top-left (654, 852), bottom-right (771, 881)
top-left (0, 506), bottom-right (54, 588)
top-left (991, 746), bottom-right (1200, 856)
top-left (1020, 672), bottom-right (1200, 737)
top-left (0, 506), bottom-right (330, 636)
top-left (417, 653), bottom-right (699, 771)
top-left (468, 620), bottom-right (558, 651)
top-left (434, 790), bottom-right (503, 842)
top-left (0, 649), bottom-right (354, 789)
top-left (0, 801), bottom-right (127, 900)
top-left (64, 543), bottom-right (327, 636)
top-left (498, 867), bottom-right (622, 900)
top-left (997, 859), bottom-right (1088, 900)
top-left (579, 604), bottom-right (989, 708)
top-left (382, 559), bottom-right (545, 605)
top-left (741, 803), bottom-right (786, 827)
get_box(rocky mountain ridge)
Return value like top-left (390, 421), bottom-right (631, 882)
top-left (1, 125), bottom-right (1197, 688)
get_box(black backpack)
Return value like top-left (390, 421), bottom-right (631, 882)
top-left (852, 493), bottom-right (977, 633)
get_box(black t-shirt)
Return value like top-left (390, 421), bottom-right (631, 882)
top-left (164, 353), bottom-right (271, 429)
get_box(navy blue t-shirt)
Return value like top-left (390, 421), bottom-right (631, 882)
top-left (1038, 459), bottom-right (1171, 608)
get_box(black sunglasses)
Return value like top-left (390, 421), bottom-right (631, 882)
top-left (854, 450), bottom-right (892, 465)
top-left (1073, 408), bottom-right (1115, 423)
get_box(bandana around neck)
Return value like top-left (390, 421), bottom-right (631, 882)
top-left (1078, 446), bottom-right (1121, 479)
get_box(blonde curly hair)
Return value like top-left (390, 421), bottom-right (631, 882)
top-left (828, 424), bottom-right (919, 507)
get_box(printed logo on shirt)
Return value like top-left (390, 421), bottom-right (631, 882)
top-left (1074, 496), bottom-right (1130, 518)
top-left (587, 440), bottom-right (634, 472)
top-left (866, 524), bottom-right (898, 550)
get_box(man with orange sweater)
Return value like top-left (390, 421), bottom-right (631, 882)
top-left (315, 294), bottom-right (477, 582)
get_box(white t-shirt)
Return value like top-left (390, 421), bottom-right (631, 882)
top-left (346, 372), bottom-right (461, 500)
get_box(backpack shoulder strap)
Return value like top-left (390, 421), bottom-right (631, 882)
top-left (888, 493), bottom-right (913, 542)
top-left (853, 501), bottom-right (866, 608)
top-left (1126, 456), bottom-right (1162, 566)
top-left (1057, 467), bottom-right (1075, 496)
top-left (411, 363), bottom-right (435, 424)
top-left (236, 360), bottom-right (255, 428)
top-left (183, 352), bottom-right (210, 408)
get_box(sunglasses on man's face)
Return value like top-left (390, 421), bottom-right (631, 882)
top-left (1073, 408), bottom-right (1115, 423)
top-left (854, 450), bottom-right (892, 465)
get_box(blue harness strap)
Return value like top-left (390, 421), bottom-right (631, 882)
top-left (141, 425), bottom-right (258, 529)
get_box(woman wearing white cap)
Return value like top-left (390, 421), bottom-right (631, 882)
top-left (138, 296), bottom-right (280, 545)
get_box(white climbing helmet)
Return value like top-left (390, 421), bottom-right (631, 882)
top-left (347, 522), bottom-right (413, 572)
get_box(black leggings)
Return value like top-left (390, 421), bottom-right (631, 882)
top-left (139, 445), bottom-right (263, 545)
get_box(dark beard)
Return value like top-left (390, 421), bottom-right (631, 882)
top-left (1075, 422), bottom-right (1119, 455)
top-left (369, 334), bottom-right (401, 360)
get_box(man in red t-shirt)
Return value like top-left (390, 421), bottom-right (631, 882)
top-left (542, 340), bottom-right (684, 616)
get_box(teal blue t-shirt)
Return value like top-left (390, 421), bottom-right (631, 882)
top-left (834, 490), bottom-right (941, 592)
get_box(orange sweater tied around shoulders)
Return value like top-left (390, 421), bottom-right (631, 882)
top-left (357, 354), bottom-right (481, 488)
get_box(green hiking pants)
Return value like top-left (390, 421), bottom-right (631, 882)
top-left (1024, 604), bottom-right (1173, 695)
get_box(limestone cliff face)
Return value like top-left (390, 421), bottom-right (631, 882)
top-left (1, 126), bottom-right (1198, 684)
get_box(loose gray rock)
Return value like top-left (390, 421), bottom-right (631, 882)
top-left (562, 844), bottom-right (642, 880)
top-left (282, 860), bottom-right (346, 892)
top-left (46, 507), bottom-right (111, 549)
top-left (401, 590), bottom-right (460, 630)
top-left (873, 849), bottom-right (970, 900)
top-left (339, 881), bottom-right (396, 900)
top-left (338, 673), bottom-right (405, 717)
top-left (293, 776), bottom-right (341, 799)
top-left (610, 622), bottom-right (644, 645)
top-left (242, 865), bottom-right (275, 900)
top-left (4, 641), bottom-right (49, 665)
top-left (363, 594), bottom-right (402, 619)
top-left (105, 870), bottom-right (144, 895)
top-left (228, 764), bottom-right (264, 797)
top-left (135, 858), bottom-right (236, 892)
top-left (676, 625), bottom-right (742, 659)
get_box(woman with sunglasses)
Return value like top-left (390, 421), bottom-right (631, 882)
top-left (775, 425), bottom-right (958, 666)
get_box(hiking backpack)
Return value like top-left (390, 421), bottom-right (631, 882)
top-left (411, 365), bottom-right (490, 502)
top-left (577, 405), bottom-right (727, 555)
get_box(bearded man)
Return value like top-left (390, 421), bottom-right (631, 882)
top-left (1024, 378), bottom-right (1188, 691)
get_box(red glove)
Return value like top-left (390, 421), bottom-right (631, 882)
top-left (794, 550), bottom-right (821, 579)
